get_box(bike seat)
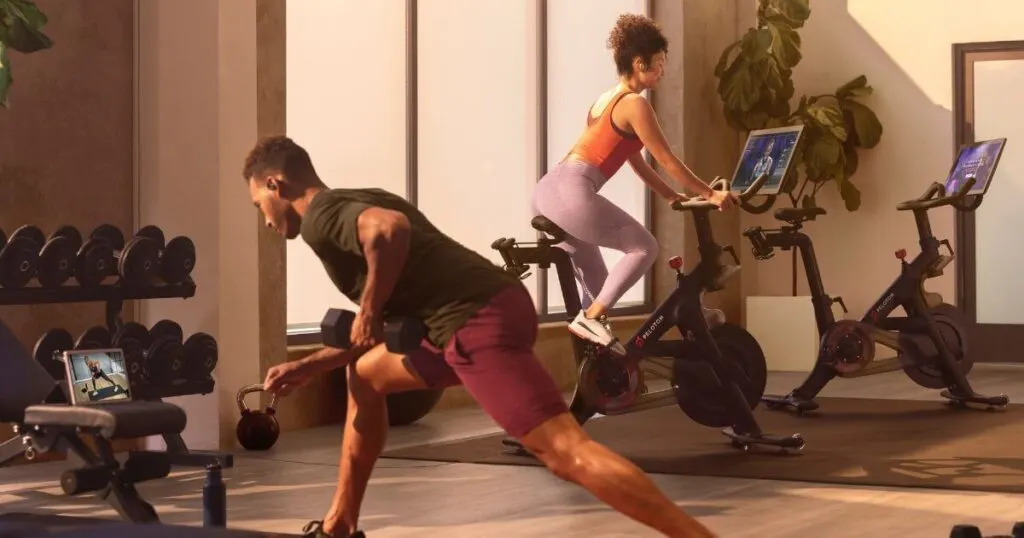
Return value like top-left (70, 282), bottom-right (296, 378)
top-left (774, 207), bottom-right (827, 224)
top-left (531, 216), bottom-right (566, 242)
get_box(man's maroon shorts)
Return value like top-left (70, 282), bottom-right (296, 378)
top-left (405, 284), bottom-right (569, 438)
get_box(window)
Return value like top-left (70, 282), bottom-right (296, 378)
top-left (285, 0), bottom-right (656, 341)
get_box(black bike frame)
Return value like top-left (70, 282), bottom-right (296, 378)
top-left (755, 203), bottom-right (969, 398)
top-left (499, 209), bottom-right (762, 435)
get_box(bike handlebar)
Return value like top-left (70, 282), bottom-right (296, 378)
top-left (670, 173), bottom-right (769, 212)
top-left (896, 176), bottom-right (976, 212)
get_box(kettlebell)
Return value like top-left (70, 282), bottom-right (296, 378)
top-left (235, 383), bottom-right (280, 451)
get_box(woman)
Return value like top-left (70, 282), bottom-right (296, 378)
top-left (533, 13), bottom-right (736, 351)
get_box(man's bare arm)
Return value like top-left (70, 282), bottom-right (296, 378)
top-left (356, 207), bottom-right (412, 317)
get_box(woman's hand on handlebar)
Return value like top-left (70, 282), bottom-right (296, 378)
top-left (709, 190), bottom-right (738, 210)
top-left (670, 192), bottom-right (691, 205)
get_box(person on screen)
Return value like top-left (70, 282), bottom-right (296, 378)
top-left (85, 358), bottom-right (122, 394)
top-left (243, 136), bottom-right (719, 538)
top-left (531, 13), bottom-right (736, 354)
top-left (750, 139), bottom-right (775, 182)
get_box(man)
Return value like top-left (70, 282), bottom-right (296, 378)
top-left (245, 136), bottom-right (718, 538)
top-left (86, 358), bottom-right (119, 395)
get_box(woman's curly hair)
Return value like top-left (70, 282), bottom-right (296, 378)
top-left (607, 13), bottom-right (668, 75)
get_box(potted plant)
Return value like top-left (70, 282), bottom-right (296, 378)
top-left (0, 0), bottom-right (54, 107)
top-left (714, 0), bottom-right (883, 371)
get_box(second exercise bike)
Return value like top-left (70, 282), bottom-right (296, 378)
top-left (742, 140), bottom-right (1009, 413)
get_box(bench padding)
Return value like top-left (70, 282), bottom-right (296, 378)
top-left (23, 401), bottom-right (186, 440)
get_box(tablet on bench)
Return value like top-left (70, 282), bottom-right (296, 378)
top-left (62, 348), bottom-right (133, 405)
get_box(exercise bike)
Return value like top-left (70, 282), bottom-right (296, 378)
top-left (742, 175), bottom-right (1009, 413)
top-left (490, 175), bottom-right (805, 453)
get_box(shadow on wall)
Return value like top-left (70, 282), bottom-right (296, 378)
top-left (741, 0), bottom-right (955, 317)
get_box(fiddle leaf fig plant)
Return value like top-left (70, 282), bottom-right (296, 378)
top-left (715, 0), bottom-right (883, 212)
top-left (0, 0), bottom-right (54, 108)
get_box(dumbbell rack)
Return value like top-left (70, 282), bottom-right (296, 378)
top-left (0, 273), bottom-right (235, 526)
top-left (0, 279), bottom-right (215, 401)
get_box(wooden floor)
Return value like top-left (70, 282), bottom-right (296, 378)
top-left (3, 364), bottom-right (1024, 537)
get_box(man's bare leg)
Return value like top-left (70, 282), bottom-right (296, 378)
top-left (321, 345), bottom-right (429, 536)
top-left (519, 413), bottom-right (716, 538)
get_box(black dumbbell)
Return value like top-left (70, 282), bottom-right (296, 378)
top-left (134, 225), bottom-right (196, 285)
top-left (0, 224), bottom-right (81, 288)
top-left (112, 321), bottom-right (185, 387)
top-left (183, 331), bottom-right (218, 382)
top-left (148, 319), bottom-right (216, 383)
top-left (36, 226), bottom-right (81, 287)
top-left (75, 325), bottom-right (112, 350)
top-left (67, 225), bottom-right (114, 288)
top-left (320, 309), bottom-right (425, 354)
top-left (90, 224), bottom-right (161, 287)
top-left (0, 225), bottom-right (41, 288)
top-left (950, 525), bottom-right (983, 538)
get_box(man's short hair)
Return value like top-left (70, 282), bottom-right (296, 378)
top-left (242, 136), bottom-right (316, 184)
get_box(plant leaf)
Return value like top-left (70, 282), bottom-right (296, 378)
top-left (4, 0), bottom-right (53, 53)
top-left (720, 61), bottom-right (761, 113)
top-left (843, 141), bottom-right (859, 178)
top-left (803, 132), bottom-right (843, 182)
top-left (740, 28), bottom-right (773, 63)
top-left (9, 0), bottom-right (49, 27)
top-left (761, 0), bottom-right (811, 29)
top-left (768, 23), bottom-right (802, 69)
top-left (837, 177), bottom-right (862, 211)
top-left (715, 41), bottom-right (742, 78)
top-left (723, 107), bottom-right (750, 131)
top-left (805, 102), bottom-right (848, 141)
top-left (0, 42), bottom-right (11, 108)
top-left (779, 71), bottom-right (795, 102)
top-left (842, 99), bottom-right (883, 148)
top-left (836, 75), bottom-right (873, 98)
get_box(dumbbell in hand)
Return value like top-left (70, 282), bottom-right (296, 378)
top-left (89, 224), bottom-right (161, 286)
top-left (320, 309), bottom-right (426, 354)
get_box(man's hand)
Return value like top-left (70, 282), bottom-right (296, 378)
top-left (350, 310), bottom-right (383, 351)
top-left (263, 360), bottom-right (319, 398)
top-left (708, 189), bottom-right (738, 211)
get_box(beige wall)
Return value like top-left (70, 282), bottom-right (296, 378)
top-left (137, 0), bottom-right (284, 450)
top-left (651, 0), bottom-right (745, 322)
top-left (737, 0), bottom-right (1024, 319)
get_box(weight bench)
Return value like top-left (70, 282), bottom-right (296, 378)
top-left (0, 318), bottom-right (233, 527)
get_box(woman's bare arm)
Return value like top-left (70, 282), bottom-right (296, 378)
top-left (621, 94), bottom-right (713, 198)
top-left (627, 152), bottom-right (677, 199)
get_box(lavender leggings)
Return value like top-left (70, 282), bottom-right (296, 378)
top-left (532, 160), bottom-right (658, 309)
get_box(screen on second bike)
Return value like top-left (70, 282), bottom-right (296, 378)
top-left (731, 125), bottom-right (805, 196)
top-left (943, 138), bottom-right (1006, 196)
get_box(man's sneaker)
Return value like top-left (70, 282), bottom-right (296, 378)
top-left (569, 311), bottom-right (626, 355)
top-left (302, 521), bottom-right (365, 538)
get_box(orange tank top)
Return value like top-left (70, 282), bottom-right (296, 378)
top-left (568, 91), bottom-right (645, 179)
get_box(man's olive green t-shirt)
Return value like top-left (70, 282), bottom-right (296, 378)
top-left (300, 188), bottom-right (522, 348)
